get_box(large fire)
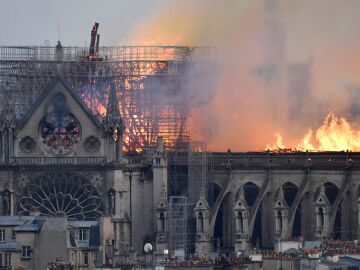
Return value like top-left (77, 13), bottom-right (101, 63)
top-left (73, 50), bottom-right (191, 153)
top-left (266, 113), bottom-right (360, 152)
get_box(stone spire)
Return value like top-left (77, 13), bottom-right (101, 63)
top-left (238, 186), bottom-right (246, 204)
top-left (195, 188), bottom-right (211, 256)
top-left (102, 82), bottom-right (124, 162)
top-left (315, 184), bottom-right (330, 206)
top-left (103, 82), bottom-right (124, 135)
top-left (234, 185), bottom-right (250, 253)
top-left (320, 184), bottom-right (326, 197)
top-left (1, 89), bottom-right (16, 128)
top-left (1, 88), bottom-right (16, 163)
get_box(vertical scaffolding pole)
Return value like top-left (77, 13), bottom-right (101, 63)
top-left (169, 196), bottom-right (188, 256)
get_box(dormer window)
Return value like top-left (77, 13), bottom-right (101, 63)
top-left (78, 228), bottom-right (89, 241)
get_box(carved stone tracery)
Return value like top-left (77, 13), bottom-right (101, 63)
top-left (18, 172), bottom-right (102, 220)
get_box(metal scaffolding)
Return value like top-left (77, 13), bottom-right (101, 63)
top-left (169, 196), bottom-right (188, 253)
top-left (0, 45), bottom-right (213, 152)
top-left (0, 43), bottom-right (215, 253)
top-left (188, 141), bottom-right (208, 205)
top-left (166, 141), bottom-right (211, 254)
top-left (187, 141), bottom-right (208, 253)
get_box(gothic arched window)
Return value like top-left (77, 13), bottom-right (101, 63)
top-left (159, 212), bottom-right (165, 232)
top-left (318, 207), bottom-right (324, 228)
top-left (199, 212), bottom-right (204, 233)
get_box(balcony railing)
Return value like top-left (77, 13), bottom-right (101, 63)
top-left (8, 157), bottom-right (106, 166)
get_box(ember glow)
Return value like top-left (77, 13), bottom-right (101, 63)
top-left (266, 113), bottom-right (360, 152)
top-left (126, 0), bottom-right (360, 152)
top-left (68, 47), bottom-right (192, 152)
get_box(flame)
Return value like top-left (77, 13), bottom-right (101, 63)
top-left (296, 129), bottom-right (315, 151)
top-left (267, 113), bottom-right (360, 152)
top-left (265, 133), bottom-right (286, 151)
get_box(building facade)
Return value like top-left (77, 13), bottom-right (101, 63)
top-left (0, 215), bottom-right (112, 270)
top-left (0, 78), bottom-right (360, 269)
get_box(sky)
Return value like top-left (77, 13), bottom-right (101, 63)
top-left (0, 0), bottom-right (162, 46)
top-left (2, 0), bottom-right (360, 151)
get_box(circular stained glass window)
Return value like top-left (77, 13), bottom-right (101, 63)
top-left (18, 172), bottom-right (102, 220)
top-left (39, 111), bottom-right (81, 155)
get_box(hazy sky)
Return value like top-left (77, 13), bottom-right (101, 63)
top-left (0, 0), bottom-right (164, 46)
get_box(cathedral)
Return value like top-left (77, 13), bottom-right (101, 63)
top-left (1, 77), bottom-right (360, 267)
top-left (2, 0), bottom-right (360, 268)
top-left (0, 77), bottom-right (170, 259)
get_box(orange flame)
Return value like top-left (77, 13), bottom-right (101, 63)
top-left (267, 113), bottom-right (360, 152)
top-left (265, 133), bottom-right (286, 151)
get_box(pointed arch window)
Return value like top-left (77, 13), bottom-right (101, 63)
top-left (198, 212), bottom-right (204, 233)
top-left (276, 210), bottom-right (283, 233)
top-left (159, 212), bottom-right (165, 232)
top-left (318, 207), bottom-right (324, 229)
top-left (239, 211), bottom-right (244, 232)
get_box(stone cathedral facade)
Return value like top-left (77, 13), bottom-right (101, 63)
top-left (1, 78), bottom-right (360, 263)
top-left (0, 78), bottom-right (169, 260)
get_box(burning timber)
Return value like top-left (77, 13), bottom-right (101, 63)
top-left (0, 44), bottom-right (214, 152)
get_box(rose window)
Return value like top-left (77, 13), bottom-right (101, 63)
top-left (39, 111), bottom-right (81, 155)
top-left (18, 173), bottom-right (102, 220)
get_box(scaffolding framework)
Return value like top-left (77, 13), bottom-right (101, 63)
top-left (166, 142), bottom-right (211, 253)
top-left (187, 141), bottom-right (208, 253)
top-left (0, 44), bottom-right (216, 252)
top-left (169, 196), bottom-right (188, 252)
top-left (0, 45), bottom-right (214, 152)
top-left (188, 141), bottom-right (208, 205)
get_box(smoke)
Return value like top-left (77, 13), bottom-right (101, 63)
top-left (123, 0), bottom-right (360, 151)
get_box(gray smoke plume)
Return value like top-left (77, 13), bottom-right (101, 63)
top-left (124, 0), bottom-right (360, 151)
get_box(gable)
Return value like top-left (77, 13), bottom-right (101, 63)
top-left (274, 197), bottom-right (286, 208)
top-left (195, 195), bottom-right (209, 210)
top-left (15, 78), bottom-right (105, 157)
top-left (274, 189), bottom-right (289, 209)
top-left (234, 199), bottom-right (248, 210)
top-left (315, 193), bottom-right (330, 206)
top-left (157, 199), bottom-right (168, 209)
top-left (313, 185), bottom-right (331, 206)
top-left (18, 78), bottom-right (100, 129)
